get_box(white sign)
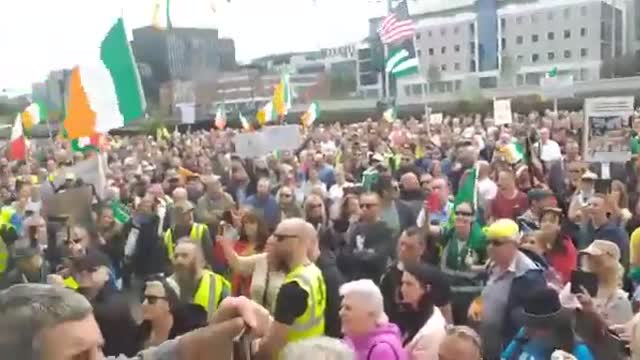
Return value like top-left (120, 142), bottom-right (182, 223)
top-left (233, 125), bottom-right (302, 158)
top-left (429, 113), bottom-right (443, 125)
top-left (176, 102), bottom-right (196, 124)
top-left (41, 154), bottom-right (108, 200)
top-left (540, 75), bottom-right (575, 99)
top-left (583, 96), bottom-right (635, 162)
top-left (493, 99), bottom-right (513, 125)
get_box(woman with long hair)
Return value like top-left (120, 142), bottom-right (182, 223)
top-left (399, 263), bottom-right (447, 360)
top-left (538, 207), bottom-right (577, 286)
top-left (609, 179), bottom-right (632, 226)
top-left (96, 205), bottom-right (125, 280)
top-left (218, 210), bottom-right (284, 312)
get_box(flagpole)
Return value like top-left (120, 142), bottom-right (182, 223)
top-left (384, 0), bottom-right (393, 99)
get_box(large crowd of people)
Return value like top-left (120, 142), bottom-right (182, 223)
top-left (1, 108), bottom-right (640, 360)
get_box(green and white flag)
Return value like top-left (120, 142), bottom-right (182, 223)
top-left (385, 48), bottom-right (419, 78)
top-left (301, 102), bottom-right (320, 127)
top-left (383, 107), bottom-right (396, 123)
top-left (547, 66), bottom-right (558, 78)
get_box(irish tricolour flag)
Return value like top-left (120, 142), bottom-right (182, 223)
top-left (63, 17), bottom-right (145, 143)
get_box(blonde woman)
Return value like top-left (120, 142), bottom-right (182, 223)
top-left (559, 240), bottom-right (632, 325)
top-left (218, 233), bottom-right (284, 313)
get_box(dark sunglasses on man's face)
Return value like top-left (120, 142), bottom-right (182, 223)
top-left (144, 295), bottom-right (166, 305)
top-left (455, 210), bottom-right (474, 217)
top-left (274, 233), bottom-right (297, 242)
top-left (64, 237), bottom-right (83, 246)
top-left (360, 203), bottom-right (377, 209)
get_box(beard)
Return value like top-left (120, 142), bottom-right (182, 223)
top-left (174, 263), bottom-right (197, 284)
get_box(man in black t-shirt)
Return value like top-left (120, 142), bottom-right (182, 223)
top-left (380, 227), bottom-right (452, 326)
top-left (256, 219), bottom-right (327, 358)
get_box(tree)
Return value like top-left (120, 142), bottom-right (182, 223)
top-left (426, 64), bottom-right (441, 93)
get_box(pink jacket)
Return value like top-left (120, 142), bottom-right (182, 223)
top-left (404, 307), bottom-right (447, 360)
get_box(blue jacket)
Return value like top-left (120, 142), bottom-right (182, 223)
top-left (244, 194), bottom-right (279, 229)
top-left (502, 328), bottom-right (594, 360)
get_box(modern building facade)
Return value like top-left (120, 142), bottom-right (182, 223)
top-left (362, 0), bottom-right (629, 100)
top-left (131, 26), bottom-right (236, 100)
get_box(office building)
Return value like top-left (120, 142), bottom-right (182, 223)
top-left (365, 0), bottom-right (628, 99)
top-left (131, 26), bottom-right (236, 99)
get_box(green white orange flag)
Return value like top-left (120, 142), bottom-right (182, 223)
top-left (239, 112), bottom-right (251, 131)
top-left (71, 134), bottom-right (103, 153)
top-left (9, 114), bottom-right (27, 161)
top-left (301, 102), bottom-right (320, 127)
top-left (383, 107), bottom-right (396, 123)
top-left (215, 105), bottom-right (226, 129)
top-left (63, 18), bottom-right (146, 142)
top-left (21, 102), bottom-right (48, 131)
top-left (257, 101), bottom-right (276, 126)
top-left (272, 73), bottom-right (292, 118)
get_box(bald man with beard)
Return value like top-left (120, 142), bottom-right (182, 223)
top-left (257, 218), bottom-right (328, 357)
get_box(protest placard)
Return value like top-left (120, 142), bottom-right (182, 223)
top-left (43, 186), bottom-right (93, 225)
top-left (493, 99), bottom-right (513, 126)
top-left (233, 125), bottom-right (301, 158)
top-left (44, 154), bottom-right (108, 199)
top-left (429, 113), bottom-right (443, 125)
top-left (583, 96), bottom-right (635, 162)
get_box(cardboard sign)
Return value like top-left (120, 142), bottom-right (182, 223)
top-left (176, 102), bottom-right (196, 124)
top-left (429, 113), bottom-right (443, 125)
top-left (45, 154), bottom-right (108, 199)
top-left (233, 125), bottom-right (302, 158)
top-left (493, 99), bottom-right (513, 126)
top-left (43, 186), bottom-right (93, 226)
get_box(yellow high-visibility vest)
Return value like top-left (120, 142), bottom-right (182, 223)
top-left (163, 223), bottom-right (207, 259)
top-left (63, 276), bottom-right (79, 290)
top-left (0, 217), bottom-right (15, 275)
top-left (192, 270), bottom-right (230, 318)
top-left (282, 263), bottom-right (326, 343)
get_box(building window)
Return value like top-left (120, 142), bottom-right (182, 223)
top-left (411, 84), bottom-right (423, 95)
top-left (441, 64), bottom-right (447, 71)
top-left (455, 80), bottom-right (462, 90)
top-left (581, 48), bottom-right (588, 57)
top-left (428, 48), bottom-right (434, 55)
top-left (517, 54), bottom-right (524, 62)
top-left (440, 27), bottom-right (446, 36)
top-left (563, 8), bottom-right (570, 19)
top-left (441, 46), bottom-right (446, 54)
top-left (547, 12), bottom-right (554, 21)
top-left (516, 35), bottom-right (523, 45)
top-left (580, 27), bottom-right (587, 37)
top-left (500, 18), bottom-right (506, 29)
top-left (516, 16), bottom-right (524, 24)
top-left (454, 62), bottom-right (461, 70)
top-left (564, 49), bottom-right (572, 58)
top-left (547, 32), bottom-right (554, 40)
top-left (454, 26), bottom-right (459, 34)
top-left (454, 44), bottom-right (460, 52)
top-left (416, 33), bottom-right (421, 40)
top-left (580, 5), bottom-right (588, 16)
top-left (428, 30), bottom-right (432, 37)
top-left (501, 37), bottom-right (506, 50)
top-left (531, 14), bottom-right (538, 23)
top-left (417, 49), bottom-right (422, 57)
top-left (532, 34), bottom-right (539, 43)
top-left (404, 85), bottom-right (411, 96)
top-left (470, 42), bottom-right (475, 54)
top-left (469, 23), bottom-right (475, 35)
top-left (564, 29), bottom-right (571, 39)
top-left (548, 51), bottom-right (555, 60)
top-left (532, 53), bottom-right (539, 62)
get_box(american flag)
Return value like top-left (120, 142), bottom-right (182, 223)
top-left (378, 13), bottom-right (415, 44)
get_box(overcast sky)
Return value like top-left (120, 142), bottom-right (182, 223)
top-left (0, 0), bottom-right (385, 94)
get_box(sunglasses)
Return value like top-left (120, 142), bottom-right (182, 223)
top-left (144, 295), bottom-right (166, 305)
top-left (488, 239), bottom-right (509, 247)
top-left (455, 210), bottom-right (474, 217)
top-left (360, 203), bottom-right (378, 209)
top-left (274, 233), bottom-right (297, 242)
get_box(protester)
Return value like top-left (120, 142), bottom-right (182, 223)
top-left (163, 200), bottom-right (215, 269)
top-left (340, 279), bottom-right (408, 360)
top-left (0, 283), bottom-right (271, 360)
top-left (437, 325), bottom-right (483, 360)
top-left (281, 336), bottom-right (355, 360)
top-left (167, 239), bottom-right (230, 321)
